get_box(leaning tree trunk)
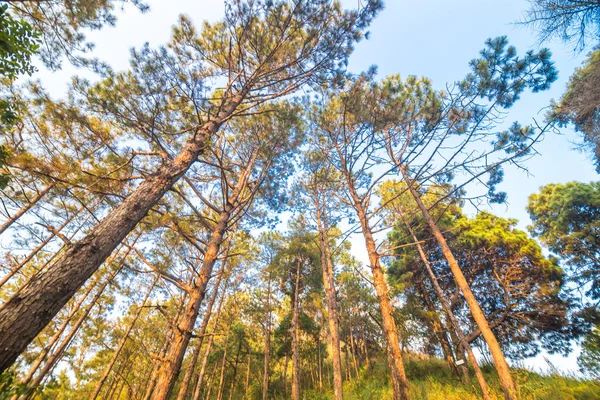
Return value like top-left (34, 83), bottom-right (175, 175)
top-left (150, 207), bottom-right (232, 400)
top-left (0, 182), bottom-right (55, 236)
top-left (406, 223), bottom-right (490, 399)
top-left (0, 202), bottom-right (86, 289)
top-left (175, 254), bottom-right (228, 400)
top-left (315, 209), bottom-right (344, 400)
top-left (401, 172), bottom-right (514, 400)
top-left (352, 202), bottom-right (411, 400)
top-left (191, 273), bottom-right (229, 400)
top-left (0, 97), bottom-right (243, 374)
top-left (90, 275), bottom-right (157, 400)
top-left (16, 270), bottom-right (102, 392)
top-left (216, 334), bottom-right (230, 400)
top-left (24, 261), bottom-right (125, 398)
top-left (413, 278), bottom-right (460, 378)
top-left (262, 269), bottom-right (272, 400)
top-left (291, 259), bottom-right (302, 400)
top-left (143, 293), bottom-right (188, 400)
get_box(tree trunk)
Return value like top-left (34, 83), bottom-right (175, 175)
top-left (143, 293), bottom-right (188, 400)
top-left (0, 182), bottom-right (55, 236)
top-left (16, 270), bottom-right (102, 393)
top-left (0, 98), bottom-right (244, 374)
top-left (405, 180), bottom-right (515, 399)
top-left (402, 198), bottom-right (490, 400)
top-left (414, 278), bottom-right (459, 376)
top-left (90, 275), bottom-right (157, 399)
top-left (151, 207), bottom-right (231, 400)
top-left (216, 337), bottom-right (229, 400)
top-left (24, 261), bottom-right (125, 397)
top-left (191, 277), bottom-right (229, 400)
top-left (176, 256), bottom-right (227, 400)
top-left (0, 202), bottom-right (85, 289)
top-left (315, 207), bottom-right (344, 400)
top-left (291, 259), bottom-right (302, 400)
top-left (353, 204), bottom-right (411, 400)
top-left (262, 269), bottom-right (272, 400)
top-left (227, 338), bottom-right (243, 400)
top-left (244, 354), bottom-right (251, 399)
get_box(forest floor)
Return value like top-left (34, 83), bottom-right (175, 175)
top-left (301, 356), bottom-right (600, 400)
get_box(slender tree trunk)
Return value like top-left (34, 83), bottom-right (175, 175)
top-left (0, 98), bottom-right (244, 374)
top-left (244, 354), bottom-right (251, 399)
top-left (16, 270), bottom-right (102, 392)
top-left (24, 261), bottom-right (125, 397)
top-left (401, 175), bottom-right (514, 400)
top-left (176, 256), bottom-right (228, 400)
top-left (227, 339), bottom-right (243, 400)
top-left (90, 276), bottom-right (157, 399)
top-left (315, 206), bottom-right (344, 400)
top-left (204, 360), bottom-right (220, 400)
top-left (414, 278), bottom-right (459, 375)
top-left (291, 259), bottom-right (302, 400)
top-left (283, 353), bottom-right (289, 398)
top-left (0, 202), bottom-right (85, 289)
top-left (386, 344), bottom-right (401, 397)
top-left (216, 337), bottom-right (229, 400)
top-left (192, 278), bottom-right (229, 400)
top-left (151, 207), bottom-right (232, 400)
top-left (349, 328), bottom-right (360, 378)
top-left (143, 293), bottom-right (188, 400)
top-left (399, 202), bottom-right (491, 399)
top-left (0, 182), bottom-right (55, 236)
top-left (353, 203), bottom-right (411, 400)
top-left (262, 270), bottom-right (272, 400)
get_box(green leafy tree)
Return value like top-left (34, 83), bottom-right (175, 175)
top-left (527, 181), bottom-right (600, 299)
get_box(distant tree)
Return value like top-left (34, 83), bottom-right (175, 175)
top-left (579, 326), bottom-right (600, 379)
top-left (522, 0), bottom-right (600, 51)
top-left (527, 181), bottom-right (600, 299)
top-left (553, 50), bottom-right (600, 171)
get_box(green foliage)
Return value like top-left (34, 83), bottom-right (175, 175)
top-left (329, 356), bottom-right (600, 400)
top-left (0, 4), bottom-right (39, 79)
top-left (528, 181), bottom-right (600, 299)
top-left (386, 181), bottom-right (576, 358)
top-left (579, 326), bottom-right (600, 380)
top-left (0, 371), bottom-right (37, 399)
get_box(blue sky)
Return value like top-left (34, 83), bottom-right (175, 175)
top-left (31, 0), bottom-right (598, 374)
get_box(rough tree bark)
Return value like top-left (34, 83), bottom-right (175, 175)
top-left (23, 261), bottom-right (126, 398)
top-left (150, 206), bottom-right (232, 400)
top-left (191, 273), bottom-right (229, 400)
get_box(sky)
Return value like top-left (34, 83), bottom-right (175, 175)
top-left (31, 0), bottom-right (599, 375)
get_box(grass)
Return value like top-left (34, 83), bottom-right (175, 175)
top-left (302, 355), bottom-right (600, 400)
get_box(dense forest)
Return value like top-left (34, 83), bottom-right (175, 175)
top-left (1, 1), bottom-right (600, 399)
